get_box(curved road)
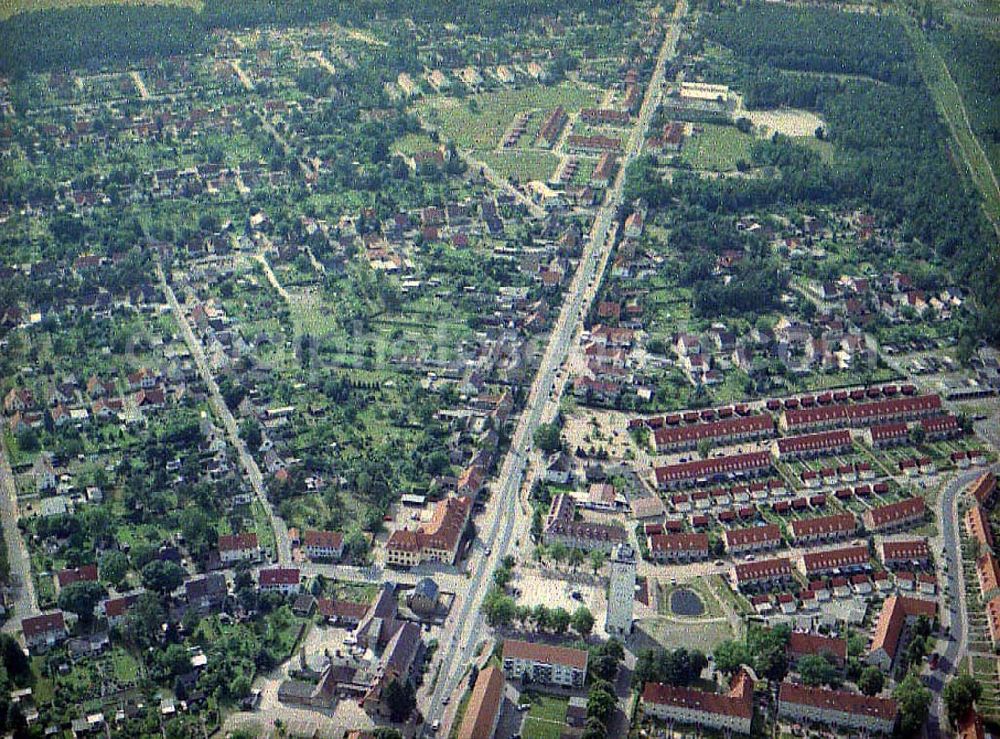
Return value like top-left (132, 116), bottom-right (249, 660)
top-left (926, 463), bottom-right (998, 736)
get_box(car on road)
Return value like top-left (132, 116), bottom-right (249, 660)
top-left (442, 696), bottom-right (450, 706)
top-left (431, 720), bottom-right (440, 732)
top-left (714, 560), bottom-right (724, 567)
top-left (571, 590), bottom-right (583, 601)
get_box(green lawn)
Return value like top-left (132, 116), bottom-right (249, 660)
top-left (526, 694), bottom-right (569, 724)
top-left (417, 82), bottom-right (602, 150)
top-left (478, 149), bottom-right (559, 183)
top-left (681, 123), bottom-right (753, 171)
top-left (522, 718), bottom-right (565, 739)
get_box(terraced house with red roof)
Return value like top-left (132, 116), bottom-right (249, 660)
top-left (799, 545), bottom-right (870, 578)
top-left (647, 532), bottom-right (709, 563)
top-left (722, 524), bottom-right (782, 555)
top-left (732, 557), bottom-right (793, 592)
top-left (878, 538), bottom-right (930, 569)
top-left (774, 430), bottom-right (853, 460)
top-left (654, 451), bottom-right (773, 490)
top-left (778, 682), bottom-right (897, 734)
top-left (652, 414), bottom-right (773, 453)
top-left (641, 666), bottom-right (754, 735)
top-left (862, 497), bottom-right (926, 533)
top-left (789, 513), bottom-right (857, 545)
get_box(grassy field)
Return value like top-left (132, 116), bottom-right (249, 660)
top-left (521, 694), bottom-right (569, 739)
top-left (478, 149), bottom-right (559, 183)
top-left (681, 123), bottom-right (753, 171)
top-left (0, 0), bottom-right (200, 20)
top-left (904, 16), bottom-right (1000, 225)
top-left (417, 82), bottom-right (601, 150)
top-left (637, 615), bottom-right (736, 654)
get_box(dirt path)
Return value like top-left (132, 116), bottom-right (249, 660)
top-left (129, 70), bottom-right (149, 100)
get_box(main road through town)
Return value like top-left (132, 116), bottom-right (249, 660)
top-left (0, 441), bottom-right (38, 633)
top-left (422, 3), bottom-right (688, 733)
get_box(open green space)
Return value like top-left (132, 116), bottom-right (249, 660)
top-left (417, 82), bottom-right (602, 150)
top-left (680, 123), bottom-right (754, 171)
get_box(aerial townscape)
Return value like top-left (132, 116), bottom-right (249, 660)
top-left (0, 0), bottom-right (999, 736)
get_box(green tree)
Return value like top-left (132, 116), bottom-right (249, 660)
top-left (568, 548), bottom-right (585, 570)
top-left (57, 580), bottom-right (106, 626)
top-left (0, 634), bottom-right (29, 680)
top-left (549, 607), bottom-right (571, 634)
top-left (586, 681), bottom-right (617, 725)
top-left (141, 560), bottom-right (185, 594)
top-left (533, 422), bottom-right (562, 453)
top-left (589, 550), bottom-right (606, 575)
top-left (549, 542), bottom-right (569, 567)
top-left (383, 678), bottom-right (416, 723)
top-left (858, 665), bottom-right (884, 696)
top-left (944, 675), bottom-right (982, 727)
top-left (798, 654), bottom-right (841, 688)
top-left (572, 607), bottom-right (595, 636)
top-left (99, 550), bottom-right (129, 588)
top-left (713, 640), bottom-right (752, 676)
top-left (894, 672), bottom-right (931, 736)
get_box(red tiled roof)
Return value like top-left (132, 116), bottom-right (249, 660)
top-left (801, 545), bottom-right (869, 575)
top-left (776, 430), bottom-right (852, 455)
top-left (723, 524), bottom-right (781, 548)
top-left (864, 497), bottom-right (925, 529)
top-left (787, 631), bottom-right (847, 662)
top-left (648, 532), bottom-right (709, 553)
top-left (779, 682), bottom-right (897, 722)
top-left (642, 668), bottom-right (754, 720)
top-left (880, 538), bottom-right (929, 563)
top-left (22, 611), bottom-right (65, 639)
top-left (218, 532), bottom-right (258, 552)
top-left (502, 639), bottom-right (588, 670)
top-left (870, 595), bottom-right (936, 662)
top-left (654, 415), bottom-right (773, 448)
top-left (259, 567), bottom-right (299, 586)
top-left (56, 564), bottom-right (98, 588)
top-left (302, 530), bottom-right (343, 549)
top-left (458, 665), bottom-right (504, 739)
top-left (790, 513), bottom-right (856, 540)
top-left (654, 452), bottom-right (772, 485)
top-left (733, 557), bottom-right (792, 583)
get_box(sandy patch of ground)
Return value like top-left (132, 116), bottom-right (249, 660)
top-left (746, 108), bottom-right (826, 138)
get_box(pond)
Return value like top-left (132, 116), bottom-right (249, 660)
top-left (669, 587), bottom-right (706, 617)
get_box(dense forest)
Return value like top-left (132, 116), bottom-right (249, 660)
top-left (932, 28), bottom-right (1000, 174)
top-left (0, 0), bottom-right (628, 75)
top-left (700, 2), bottom-right (921, 86)
top-left (664, 2), bottom-right (1000, 347)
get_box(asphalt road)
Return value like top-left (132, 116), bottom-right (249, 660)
top-left (926, 464), bottom-right (998, 736)
top-left (158, 265), bottom-right (291, 565)
top-left (422, 4), bottom-right (687, 734)
top-left (0, 442), bottom-right (38, 633)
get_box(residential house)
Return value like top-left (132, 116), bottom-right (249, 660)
top-left (641, 667), bottom-right (754, 735)
top-left (501, 639), bottom-right (587, 688)
top-left (778, 682), bottom-right (897, 735)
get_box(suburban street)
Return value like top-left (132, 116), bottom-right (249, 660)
top-left (158, 265), bottom-right (292, 565)
top-left (422, 3), bottom-right (688, 733)
top-left (0, 442), bottom-right (38, 633)
top-left (926, 463), bottom-right (999, 735)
